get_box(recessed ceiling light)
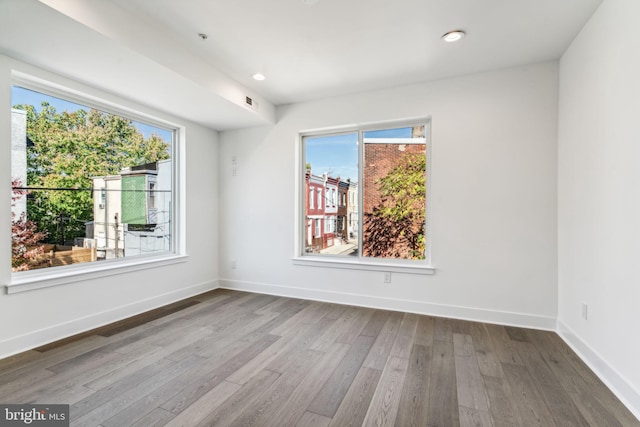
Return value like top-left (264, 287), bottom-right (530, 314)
top-left (442, 30), bottom-right (465, 42)
top-left (252, 73), bottom-right (266, 81)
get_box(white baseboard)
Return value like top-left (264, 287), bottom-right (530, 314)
top-left (219, 279), bottom-right (556, 331)
top-left (0, 280), bottom-right (219, 359)
top-left (557, 320), bottom-right (640, 422)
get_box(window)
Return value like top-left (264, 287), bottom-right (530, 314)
top-left (10, 83), bottom-right (178, 277)
top-left (301, 121), bottom-right (430, 266)
top-left (317, 188), bottom-right (322, 209)
top-left (309, 188), bottom-right (314, 209)
top-left (148, 181), bottom-right (156, 209)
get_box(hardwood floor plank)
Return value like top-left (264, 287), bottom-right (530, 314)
top-left (296, 411), bottom-right (332, 427)
top-left (241, 300), bottom-right (313, 342)
top-left (484, 324), bottom-right (524, 366)
top-left (95, 337), bottom-right (260, 427)
top-left (390, 313), bottom-right (419, 359)
top-left (71, 355), bottom-right (203, 427)
top-left (468, 322), bottom-right (504, 378)
top-left (395, 344), bottom-right (432, 427)
top-left (226, 322), bottom-right (323, 385)
top-left (162, 380), bottom-right (241, 427)
top-left (159, 334), bottom-right (278, 415)
top-left (227, 349), bottom-right (324, 427)
top-left (362, 311), bottom-right (403, 370)
top-left (266, 343), bottom-right (350, 427)
top-left (85, 327), bottom-right (212, 390)
top-left (458, 405), bottom-right (493, 427)
top-left (360, 310), bottom-right (391, 338)
top-left (482, 375), bottom-right (523, 427)
top-left (31, 384), bottom-right (95, 406)
top-left (0, 368), bottom-right (55, 401)
top-left (194, 369), bottom-right (281, 427)
top-left (335, 307), bottom-right (375, 344)
top-left (329, 367), bottom-right (382, 427)
top-left (414, 315), bottom-right (435, 347)
top-left (568, 390), bottom-right (624, 427)
top-left (504, 326), bottom-right (530, 343)
top-left (129, 408), bottom-right (175, 427)
top-left (427, 339), bottom-right (459, 427)
top-left (270, 301), bottom-right (332, 336)
top-left (501, 362), bottom-right (557, 426)
top-left (514, 340), bottom-right (589, 426)
top-left (266, 317), bottom-right (335, 373)
top-left (311, 306), bottom-right (371, 351)
top-left (453, 333), bottom-right (489, 412)
top-left (308, 334), bottom-right (376, 418)
top-left (362, 356), bottom-right (409, 427)
top-left (434, 317), bottom-right (454, 342)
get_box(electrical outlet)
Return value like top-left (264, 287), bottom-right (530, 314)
top-left (231, 155), bottom-right (237, 166)
top-left (231, 260), bottom-right (237, 270)
top-left (581, 303), bottom-right (588, 320)
top-left (232, 167), bottom-right (237, 177)
top-left (384, 272), bottom-right (391, 283)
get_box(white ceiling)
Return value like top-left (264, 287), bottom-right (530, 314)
top-left (1, 0), bottom-right (603, 130)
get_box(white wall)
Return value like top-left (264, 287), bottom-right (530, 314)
top-left (558, 0), bottom-right (640, 416)
top-left (219, 62), bottom-right (559, 329)
top-left (0, 55), bottom-right (220, 358)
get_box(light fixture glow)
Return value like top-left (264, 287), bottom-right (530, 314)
top-left (252, 73), bottom-right (266, 81)
top-left (442, 30), bottom-right (465, 42)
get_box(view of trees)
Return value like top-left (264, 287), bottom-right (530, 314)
top-left (12, 101), bottom-right (170, 255)
top-left (363, 152), bottom-right (426, 260)
top-left (11, 179), bottom-right (47, 271)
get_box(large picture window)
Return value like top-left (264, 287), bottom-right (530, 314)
top-left (302, 121), bottom-right (430, 265)
top-left (11, 84), bottom-right (177, 274)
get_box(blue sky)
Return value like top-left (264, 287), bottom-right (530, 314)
top-left (305, 133), bottom-right (359, 181)
top-left (11, 86), bottom-right (173, 143)
top-left (305, 127), bottom-right (413, 181)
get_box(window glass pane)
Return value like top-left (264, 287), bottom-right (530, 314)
top-left (304, 133), bottom-right (358, 256)
top-left (11, 85), bottom-right (173, 272)
top-left (362, 125), bottom-right (426, 260)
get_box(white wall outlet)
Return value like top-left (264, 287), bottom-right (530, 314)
top-left (231, 155), bottom-right (237, 166)
top-left (232, 167), bottom-right (237, 177)
top-left (384, 272), bottom-right (391, 283)
top-left (231, 260), bottom-right (237, 270)
top-left (581, 302), bottom-right (588, 320)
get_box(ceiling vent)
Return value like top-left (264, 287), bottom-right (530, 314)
top-left (245, 96), bottom-right (259, 111)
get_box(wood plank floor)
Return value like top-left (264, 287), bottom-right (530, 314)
top-left (0, 289), bottom-right (637, 427)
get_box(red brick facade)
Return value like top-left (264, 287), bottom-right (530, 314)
top-left (362, 126), bottom-right (426, 258)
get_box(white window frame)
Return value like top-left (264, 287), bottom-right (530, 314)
top-left (6, 71), bottom-right (187, 294)
top-left (293, 119), bottom-right (434, 275)
top-left (309, 188), bottom-right (314, 209)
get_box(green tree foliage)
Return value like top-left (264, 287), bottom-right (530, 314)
top-left (15, 103), bottom-right (170, 244)
top-left (363, 152), bottom-right (426, 260)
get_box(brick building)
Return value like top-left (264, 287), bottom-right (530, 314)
top-left (362, 126), bottom-right (426, 258)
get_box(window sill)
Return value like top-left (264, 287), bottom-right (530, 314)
top-left (292, 256), bottom-right (434, 275)
top-left (6, 254), bottom-right (189, 294)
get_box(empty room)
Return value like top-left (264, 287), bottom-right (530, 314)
top-left (0, 0), bottom-right (639, 425)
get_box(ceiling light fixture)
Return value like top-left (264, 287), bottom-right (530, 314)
top-left (198, 33), bottom-right (208, 40)
top-left (252, 73), bottom-right (266, 81)
top-left (442, 30), bottom-right (465, 42)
